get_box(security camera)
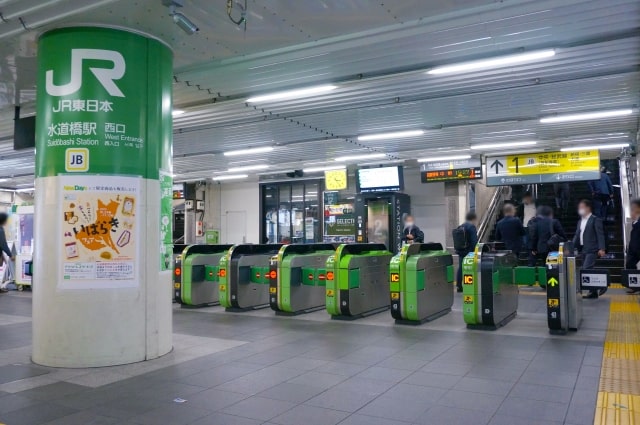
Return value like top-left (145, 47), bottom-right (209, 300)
top-left (173, 12), bottom-right (199, 34)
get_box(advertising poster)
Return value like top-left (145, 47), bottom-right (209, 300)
top-left (159, 172), bottom-right (173, 271)
top-left (60, 175), bottom-right (139, 289)
top-left (323, 201), bottom-right (356, 243)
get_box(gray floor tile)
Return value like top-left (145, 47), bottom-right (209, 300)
top-left (580, 364), bottom-right (602, 378)
top-left (305, 389), bottom-right (377, 413)
top-left (403, 371), bottom-right (462, 389)
top-left (0, 401), bottom-right (77, 425)
top-left (356, 394), bottom-right (431, 423)
top-left (495, 396), bottom-right (568, 422)
top-left (136, 381), bottom-right (205, 401)
top-left (189, 412), bottom-right (262, 425)
top-left (216, 365), bottom-right (304, 395)
top-left (489, 414), bottom-right (563, 425)
top-left (420, 361), bottom-right (473, 376)
top-left (508, 382), bottom-right (573, 404)
top-left (271, 404), bottom-right (348, 425)
top-left (258, 382), bottom-right (326, 403)
top-left (321, 362), bottom-right (369, 377)
top-left (355, 366), bottom-right (412, 383)
top-left (0, 393), bottom-right (40, 414)
top-left (466, 365), bottom-right (523, 382)
top-left (0, 364), bottom-right (49, 384)
top-left (414, 404), bottom-right (493, 425)
top-left (276, 357), bottom-right (328, 371)
top-left (181, 388), bottom-right (249, 411)
top-left (221, 396), bottom-right (296, 421)
top-left (176, 363), bottom-right (262, 388)
top-left (375, 355), bottom-right (428, 371)
top-left (42, 410), bottom-right (120, 425)
top-left (519, 370), bottom-right (577, 389)
top-left (564, 388), bottom-right (597, 425)
top-left (453, 377), bottom-right (514, 396)
top-left (337, 413), bottom-right (412, 425)
top-left (438, 389), bottom-right (505, 414)
top-left (90, 396), bottom-right (164, 420)
top-left (383, 383), bottom-right (447, 403)
top-left (332, 376), bottom-right (395, 396)
top-left (128, 403), bottom-right (211, 425)
top-left (16, 381), bottom-right (88, 401)
top-left (287, 371), bottom-right (347, 389)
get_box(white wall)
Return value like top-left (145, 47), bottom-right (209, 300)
top-left (402, 172), bottom-right (448, 246)
top-left (204, 180), bottom-right (260, 244)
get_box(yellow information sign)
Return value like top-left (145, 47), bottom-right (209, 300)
top-left (486, 150), bottom-right (600, 186)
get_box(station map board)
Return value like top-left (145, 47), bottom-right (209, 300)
top-left (421, 158), bottom-right (483, 183)
top-left (485, 150), bottom-right (600, 187)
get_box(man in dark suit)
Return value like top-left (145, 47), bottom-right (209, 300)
top-left (495, 204), bottom-right (525, 256)
top-left (626, 199), bottom-right (640, 294)
top-left (455, 211), bottom-right (478, 292)
top-left (588, 166), bottom-right (614, 218)
top-left (528, 206), bottom-right (566, 266)
top-left (572, 199), bottom-right (606, 299)
top-left (402, 215), bottom-right (424, 244)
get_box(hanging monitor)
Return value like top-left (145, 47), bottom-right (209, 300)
top-left (356, 166), bottom-right (404, 193)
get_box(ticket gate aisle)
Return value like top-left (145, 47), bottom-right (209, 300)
top-left (462, 243), bottom-right (519, 330)
top-left (172, 244), bottom-right (188, 303)
top-left (546, 242), bottom-right (582, 334)
top-left (174, 244), bottom-right (233, 307)
top-left (389, 243), bottom-right (455, 324)
top-left (325, 244), bottom-right (393, 319)
top-left (269, 244), bottom-right (338, 315)
top-left (219, 244), bottom-right (283, 311)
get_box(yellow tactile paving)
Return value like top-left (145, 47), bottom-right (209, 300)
top-left (595, 292), bottom-right (640, 425)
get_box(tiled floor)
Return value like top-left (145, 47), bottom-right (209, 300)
top-left (0, 287), bottom-right (610, 425)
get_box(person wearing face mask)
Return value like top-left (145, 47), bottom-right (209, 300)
top-left (402, 215), bottom-right (424, 244)
top-left (588, 166), bottom-right (614, 218)
top-left (572, 199), bottom-right (607, 299)
top-left (625, 199), bottom-right (640, 294)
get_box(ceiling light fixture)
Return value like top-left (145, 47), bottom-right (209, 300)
top-left (560, 143), bottom-right (630, 152)
top-left (212, 174), bottom-right (249, 181)
top-left (540, 108), bottom-right (634, 124)
top-left (223, 146), bottom-right (274, 156)
top-left (417, 154), bottom-right (472, 163)
top-left (172, 109), bottom-right (185, 116)
top-left (227, 164), bottom-right (269, 172)
top-left (427, 49), bottom-right (556, 75)
top-left (246, 85), bottom-right (337, 103)
top-left (470, 141), bottom-right (537, 150)
top-left (303, 165), bottom-right (347, 173)
top-left (334, 153), bottom-right (387, 162)
top-left (357, 130), bottom-right (425, 141)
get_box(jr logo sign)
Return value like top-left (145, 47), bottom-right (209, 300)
top-left (45, 49), bottom-right (126, 97)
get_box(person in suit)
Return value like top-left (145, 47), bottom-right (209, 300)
top-left (455, 211), bottom-right (478, 292)
top-left (528, 206), bottom-right (566, 266)
top-left (572, 199), bottom-right (607, 299)
top-left (517, 192), bottom-right (539, 249)
top-left (588, 166), bottom-right (614, 218)
top-left (402, 215), bottom-right (424, 244)
top-left (495, 204), bottom-right (525, 256)
top-left (553, 182), bottom-right (571, 216)
top-left (625, 199), bottom-right (640, 294)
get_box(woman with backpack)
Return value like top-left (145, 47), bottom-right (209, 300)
top-left (453, 211), bottom-right (478, 293)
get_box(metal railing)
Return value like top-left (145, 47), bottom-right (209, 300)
top-left (477, 186), bottom-right (509, 242)
top-left (619, 150), bottom-right (636, 265)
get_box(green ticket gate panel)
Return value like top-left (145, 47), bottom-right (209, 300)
top-left (269, 244), bottom-right (338, 315)
top-left (514, 266), bottom-right (548, 287)
top-left (174, 244), bottom-right (233, 307)
top-left (546, 242), bottom-right (582, 334)
top-left (389, 243), bottom-right (454, 324)
top-left (219, 244), bottom-right (283, 311)
top-left (325, 244), bottom-right (392, 319)
top-left (463, 243), bottom-right (519, 330)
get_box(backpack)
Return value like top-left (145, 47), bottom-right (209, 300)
top-left (546, 219), bottom-right (565, 251)
top-left (452, 225), bottom-right (468, 252)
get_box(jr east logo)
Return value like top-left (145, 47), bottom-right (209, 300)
top-left (45, 49), bottom-right (126, 97)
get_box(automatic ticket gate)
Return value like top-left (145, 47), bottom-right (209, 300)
top-left (462, 243), bottom-right (519, 330)
top-left (389, 243), bottom-right (454, 324)
top-left (174, 244), bottom-right (233, 307)
top-left (325, 244), bottom-right (392, 319)
top-left (269, 244), bottom-right (338, 315)
top-left (219, 244), bottom-right (283, 311)
top-left (546, 242), bottom-right (582, 334)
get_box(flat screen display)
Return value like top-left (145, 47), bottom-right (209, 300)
top-left (357, 166), bottom-right (404, 193)
top-left (13, 116), bottom-right (36, 150)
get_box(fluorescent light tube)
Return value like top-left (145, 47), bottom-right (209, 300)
top-left (560, 143), bottom-right (629, 152)
top-left (334, 153), bottom-right (387, 162)
top-left (303, 165), bottom-right (346, 173)
top-left (212, 174), bottom-right (249, 181)
top-left (418, 154), bottom-right (471, 163)
top-left (172, 109), bottom-right (185, 116)
top-left (427, 49), bottom-right (556, 75)
top-left (540, 109), bottom-right (634, 123)
top-left (358, 130), bottom-right (425, 141)
top-left (246, 85), bottom-right (337, 103)
top-left (227, 164), bottom-right (269, 172)
top-left (470, 141), bottom-right (537, 150)
top-left (223, 146), bottom-right (274, 157)
top-left (15, 187), bottom-right (35, 192)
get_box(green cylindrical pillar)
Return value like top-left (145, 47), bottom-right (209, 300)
top-left (33, 27), bottom-right (174, 367)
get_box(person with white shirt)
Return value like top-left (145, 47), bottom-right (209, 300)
top-left (572, 199), bottom-right (606, 299)
top-left (518, 192), bottom-right (538, 248)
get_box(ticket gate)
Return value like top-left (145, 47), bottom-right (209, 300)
top-left (514, 266), bottom-right (547, 288)
top-left (219, 244), bottom-right (283, 311)
top-left (546, 242), bottom-right (582, 334)
top-left (389, 243), bottom-right (455, 324)
top-left (269, 244), bottom-right (338, 315)
top-left (174, 244), bottom-right (233, 307)
top-left (462, 243), bottom-right (519, 330)
top-left (325, 244), bottom-right (393, 319)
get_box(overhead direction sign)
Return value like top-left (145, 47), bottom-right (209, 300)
top-left (421, 158), bottom-right (482, 183)
top-left (485, 150), bottom-right (600, 186)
